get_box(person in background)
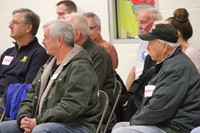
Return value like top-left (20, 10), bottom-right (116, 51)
top-left (83, 12), bottom-right (119, 70)
top-left (126, 8), bottom-right (162, 91)
top-left (112, 23), bottom-right (200, 133)
top-left (65, 13), bottom-right (115, 121)
top-left (166, 8), bottom-right (200, 73)
top-left (56, 0), bottom-right (77, 19)
top-left (115, 8), bottom-right (162, 122)
top-left (0, 19), bottom-right (100, 133)
top-left (0, 8), bottom-right (49, 116)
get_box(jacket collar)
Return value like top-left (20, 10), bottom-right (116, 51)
top-left (82, 37), bottom-right (93, 50)
top-left (13, 37), bottom-right (38, 50)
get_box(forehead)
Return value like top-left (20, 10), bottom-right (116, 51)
top-left (139, 13), bottom-right (151, 22)
top-left (149, 39), bottom-right (160, 46)
top-left (85, 17), bottom-right (94, 25)
top-left (12, 12), bottom-right (24, 21)
top-left (57, 4), bottom-right (69, 13)
top-left (44, 26), bottom-right (51, 36)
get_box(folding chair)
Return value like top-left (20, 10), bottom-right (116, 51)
top-left (103, 80), bottom-right (122, 133)
top-left (0, 112), bottom-right (5, 122)
top-left (96, 90), bottom-right (109, 133)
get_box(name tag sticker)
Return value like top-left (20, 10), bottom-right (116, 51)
top-left (144, 85), bottom-right (156, 97)
top-left (2, 56), bottom-right (14, 65)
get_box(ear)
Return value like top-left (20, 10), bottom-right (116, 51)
top-left (57, 36), bottom-right (64, 47)
top-left (75, 29), bottom-right (81, 40)
top-left (26, 24), bottom-right (33, 34)
top-left (162, 42), bottom-right (169, 52)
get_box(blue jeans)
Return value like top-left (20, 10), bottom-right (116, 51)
top-left (0, 120), bottom-right (88, 133)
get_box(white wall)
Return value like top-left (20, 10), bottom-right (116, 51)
top-left (0, 0), bottom-right (200, 83)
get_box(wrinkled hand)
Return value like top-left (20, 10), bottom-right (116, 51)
top-left (20, 117), bottom-right (37, 133)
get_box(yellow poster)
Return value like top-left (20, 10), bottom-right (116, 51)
top-left (118, 0), bottom-right (156, 38)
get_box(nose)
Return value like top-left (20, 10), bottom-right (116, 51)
top-left (8, 22), bottom-right (13, 28)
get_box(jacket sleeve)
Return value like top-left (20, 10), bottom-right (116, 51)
top-left (16, 82), bottom-right (37, 127)
top-left (16, 64), bottom-right (45, 127)
top-left (130, 70), bottom-right (188, 125)
top-left (106, 44), bottom-right (118, 69)
top-left (91, 48), bottom-right (114, 105)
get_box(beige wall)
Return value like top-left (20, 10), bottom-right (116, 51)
top-left (0, 0), bottom-right (200, 82)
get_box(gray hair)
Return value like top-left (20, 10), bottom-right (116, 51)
top-left (144, 8), bottom-right (163, 21)
top-left (43, 19), bottom-right (74, 47)
top-left (65, 13), bottom-right (90, 37)
top-left (13, 8), bottom-right (40, 36)
top-left (83, 12), bottom-right (101, 27)
top-left (159, 39), bottom-right (180, 49)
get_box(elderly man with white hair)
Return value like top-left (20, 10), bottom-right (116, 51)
top-left (112, 24), bottom-right (200, 133)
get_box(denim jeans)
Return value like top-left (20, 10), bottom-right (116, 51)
top-left (0, 120), bottom-right (88, 133)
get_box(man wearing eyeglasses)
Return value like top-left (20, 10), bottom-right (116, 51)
top-left (83, 12), bottom-right (119, 70)
top-left (0, 8), bottom-right (49, 118)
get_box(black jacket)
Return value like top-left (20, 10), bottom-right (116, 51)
top-left (0, 37), bottom-right (49, 96)
top-left (131, 47), bottom-right (200, 132)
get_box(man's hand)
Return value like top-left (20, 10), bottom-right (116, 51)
top-left (20, 117), bottom-right (37, 133)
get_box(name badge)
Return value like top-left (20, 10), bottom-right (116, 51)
top-left (144, 85), bottom-right (156, 97)
top-left (2, 56), bottom-right (14, 65)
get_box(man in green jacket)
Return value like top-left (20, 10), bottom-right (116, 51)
top-left (0, 20), bottom-right (100, 133)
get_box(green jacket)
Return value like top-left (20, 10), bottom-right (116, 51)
top-left (17, 46), bottom-right (100, 133)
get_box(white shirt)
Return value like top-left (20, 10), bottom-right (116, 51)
top-left (134, 41), bottom-right (148, 79)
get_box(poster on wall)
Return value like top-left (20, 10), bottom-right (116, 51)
top-left (118, 0), bottom-right (157, 39)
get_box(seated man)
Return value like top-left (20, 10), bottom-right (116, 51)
top-left (126, 8), bottom-right (162, 91)
top-left (112, 24), bottom-right (200, 133)
top-left (83, 12), bottom-right (119, 70)
top-left (0, 20), bottom-right (100, 133)
top-left (0, 8), bottom-right (49, 116)
top-left (115, 54), bottom-right (156, 122)
top-left (65, 13), bottom-right (115, 121)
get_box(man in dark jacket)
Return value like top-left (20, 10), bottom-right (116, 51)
top-left (65, 13), bottom-right (115, 121)
top-left (0, 20), bottom-right (100, 133)
top-left (0, 8), bottom-right (49, 117)
top-left (112, 24), bottom-right (200, 133)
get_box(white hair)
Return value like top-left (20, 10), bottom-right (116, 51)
top-left (159, 39), bottom-right (180, 49)
top-left (65, 13), bottom-right (90, 37)
top-left (43, 19), bottom-right (74, 47)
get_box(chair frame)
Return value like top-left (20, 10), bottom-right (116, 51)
top-left (96, 90), bottom-right (109, 133)
top-left (103, 80), bottom-right (122, 133)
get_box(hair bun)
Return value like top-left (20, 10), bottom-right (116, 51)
top-left (173, 8), bottom-right (189, 23)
